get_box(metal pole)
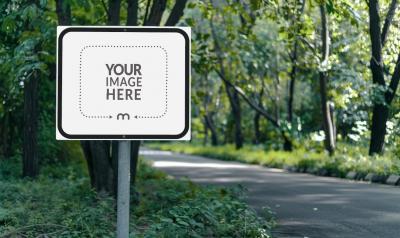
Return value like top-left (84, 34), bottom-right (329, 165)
top-left (117, 141), bottom-right (131, 238)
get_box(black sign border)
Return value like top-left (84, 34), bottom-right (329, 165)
top-left (57, 27), bottom-right (190, 139)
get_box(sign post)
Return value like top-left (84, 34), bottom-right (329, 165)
top-left (117, 141), bottom-right (130, 238)
top-left (56, 26), bottom-right (190, 237)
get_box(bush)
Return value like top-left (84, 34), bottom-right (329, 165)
top-left (0, 157), bottom-right (274, 237)
top-left (148, 142), bottom-right (400, 177)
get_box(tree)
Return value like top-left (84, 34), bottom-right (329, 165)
top-left (80, 0), bottom-right (122, 195)
top-left (81, 140), bottom-right (115, 193)
top-left (127, 0), bottom-right (141, 184)
top-left (21, 0), bottom-right (45, 177)
top-left (205, 0), bottom-right (294, 150)
top-left (318, 3), bottom-right (336, 155)
top-left (126, 0), bottom-right (190, 181)
top-left (23, 69), bottom-right (39, 177)
top-left (107, 0), bottom-right (121, 25)
top-left (79, 0), bottom-right (190, 192)
top-left (127, 0), bottom-right (138, 26)
top-left (367, 0), bottom-right (400, 154)
top-left (287, 0), bottom-right (306, 124)
top-left (0, 0), bottom-right (56, 175)
top-left (165, 0), bottom-right (188, 26)
top-left (207, 2), bottom-right (246, 150)
top-left (144, 0), bottom-right (166, 26)
top-left (287, 1), bottom-right (336, 154)
top-left (56, 0), bottom-right (71, 25)
top-left (210, 22), bottom-right (244, 149)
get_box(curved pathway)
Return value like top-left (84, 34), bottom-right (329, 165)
top-left (142, 149), bottom-right (400, 238)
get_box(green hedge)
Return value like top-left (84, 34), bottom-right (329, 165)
top-left (148, 143), bottom-right (400, 177)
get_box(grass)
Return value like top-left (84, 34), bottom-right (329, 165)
top-left (147, 142), bottom-right (400, 178)
top-left (0, 154), bottom-right (274, 238)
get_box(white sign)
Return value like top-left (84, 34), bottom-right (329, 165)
top-left (56, 27), bottom-right (190, 140)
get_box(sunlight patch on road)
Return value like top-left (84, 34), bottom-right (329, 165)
top-left (152, 161), bottom-right (250, 169)
top-left (140, 150), bottom-right (173, 155)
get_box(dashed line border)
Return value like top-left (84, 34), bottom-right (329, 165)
top-left (79, 45), bottom-right (168, 119)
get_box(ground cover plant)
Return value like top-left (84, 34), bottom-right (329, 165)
top-left (149, 142), bottom-right (400, 178)
top-left (0, 153), bottom-right (274, 238)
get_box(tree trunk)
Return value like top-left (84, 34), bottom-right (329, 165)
top-left (204, 114), bottom-right (218, 146)
top-left (78, 0), bottom-right (122, 195)
top-left (130, 141), bottom-right (140, 184)
top-left (319, 5), bottom-right (335, 155)
top-left (225, 86), bottom-right (243, 149)
top-left (23, 71), bottom-right (39, 178)
top-left (287, 0), bottom-right (305, 123)
top-left (1, 111), bottom-right (13, 159)
top-left (203, 118), bottom-right (209, 145)
top-left (127, 0), bottom-right (138, 26)
top-left (233, 98), bottom-right (243, 149)
top-left (107, 0), bottom-right (121, 25)
top-left (80, 141), bottom-right (94, 187)
top-left (319, 72), bottom-right (335, 155)
top-left (55, 0), bottom-right (71, 25)
top-left (274, 54), bottom-right (280, 124)
top-left (108, 0), bottom-right (122, 195)
top-left (282, 133), bottom-right (292, 151)
top-left (369, 104), bottom-right (389, 154)
top-left (90, 141), bottom-right (115, 194)
top-left (56, 0), bottom-right (116, 193)
top-left (111, 141), bottom-right (118, 194)
top-left (165, 0), bottom-right (188, 26)
top-left (127, 0), bottom-right (187, 186)
top-left (125, 3), bottom-right (142, 187)
top-left (81, 141), bottom-right (115, 194)
top-left (216, 71), bottom-right (293, 151)
top-left (144, 0), bottom-right (166, 26)
top-left (367, 0), bottom-right (396, 155)
top-left (253, 111), bottom-right (261, 144)
top-left (287, 42), bottom-right (298, 124)
top-left (56, 0), bottom-right (119, 195)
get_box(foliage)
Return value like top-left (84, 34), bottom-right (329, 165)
top-left (148, 142), bottom-right (400, 177)
top-left (183, 0), bottom-right (400, 153)
top-left (0, 156), bottom-right (274, 238)
top-left (0, 0), bottom-right (399, 175)
top-left (139, 179), bottom-right (274, 238)
top-left (0, 0), bottom-right (59, 163)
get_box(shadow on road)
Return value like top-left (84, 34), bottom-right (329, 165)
top-left (142, 149), bottom-right (400, 238)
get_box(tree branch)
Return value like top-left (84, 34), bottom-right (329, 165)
top-left (143, 0), bottom-right (151, 24)
top-left (101, 0), bottom-right (110, 19)
top-left (107, 0), bottom-right (121, 25)
top-left (144, 0), bottom-right (167, 26)
top-left (299, 37), bottom-right (317, 56)
top-left (55, 0), bottom-right (71, 25)
top-left (209, 7), bottom-right (280, 130)
top-left (381, 0), bottom-right (398, 47)
top-left (127, 0), bottom-right (138, 26)
top-left (368, 0), bottom-right (386, 86)
top-left (386, 53), bottom-right (400, 104)
top-left (320, 4), bottom-right (329, 65)
top-left (216, 70), bottom-right (280, 128)
top-left (165, 0), bottom-right (188, 26)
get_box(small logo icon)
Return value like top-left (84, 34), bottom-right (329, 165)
top-left (117, 113), bottom-right (130, 120)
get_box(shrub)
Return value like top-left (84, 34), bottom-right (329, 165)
top-left (0, 157), bottom-right (274, 237)
top-left (148, 142), bottom-right (400, 177)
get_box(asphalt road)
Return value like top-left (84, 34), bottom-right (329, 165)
top-left (141, 149), bottom-right (400, 238)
